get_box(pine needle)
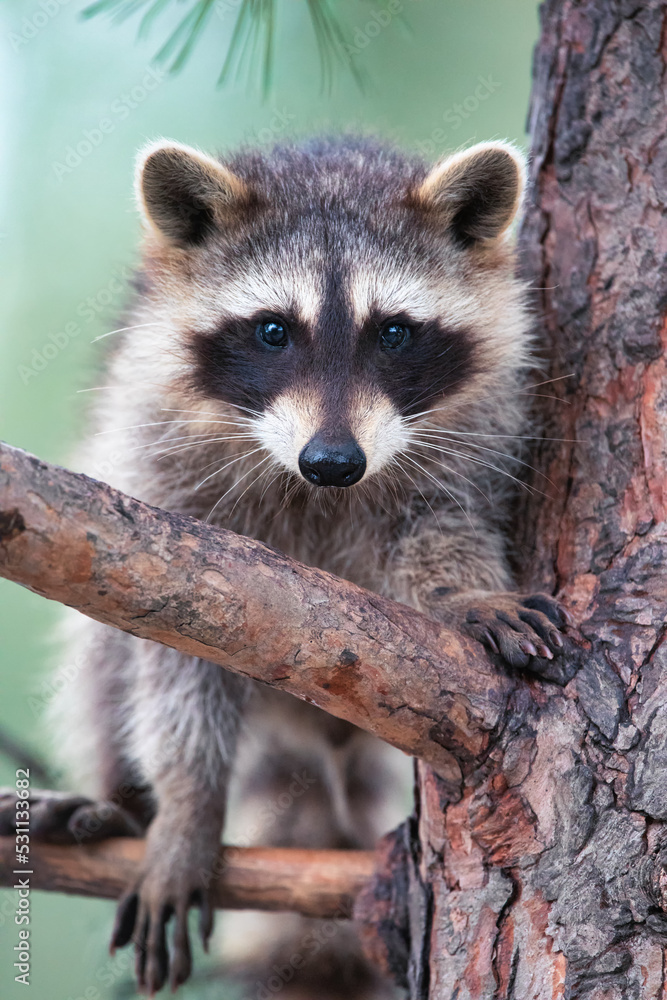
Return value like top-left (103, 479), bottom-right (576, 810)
top-left (82, 0), bottom-right (378, 94)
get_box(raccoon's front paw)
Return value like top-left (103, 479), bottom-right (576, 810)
top-left (0, 789), bottom-right (143, 844)
top-left (111, 828), bottom-right (216, 994)
top-left (459, 592), bottom-right (574, 678)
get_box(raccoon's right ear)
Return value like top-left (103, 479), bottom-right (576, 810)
top-left (416, 141), bottom-right (526, 247)
top-left (136, 141), bottom-right (250, 246)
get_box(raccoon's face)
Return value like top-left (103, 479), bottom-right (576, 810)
top-left (136, 139), bottom-right (527, 491)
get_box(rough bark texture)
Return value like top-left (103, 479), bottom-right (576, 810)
top-left (373, 1), bottom-right (667, 997)
top-left (0, 440), bottom-right (571, 786)
top-left (0, 838), bottom-right (373, 917)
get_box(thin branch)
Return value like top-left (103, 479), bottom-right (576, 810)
top-left (0, 440), bottom-right (516, 781)
top-left (0, 836), bottom-right (373, 917)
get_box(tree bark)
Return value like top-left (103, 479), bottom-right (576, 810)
top-left (373, 1), bottom-right (667, 997)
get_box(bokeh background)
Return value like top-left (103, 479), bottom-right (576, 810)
top-left (0, 1), bottom-right (539, 996)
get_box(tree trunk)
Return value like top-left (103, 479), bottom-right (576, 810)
top-left (364, 2), bottom-right (667, 996)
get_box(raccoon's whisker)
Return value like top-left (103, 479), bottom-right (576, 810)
top-left (401, 353), bottom-right (469, 415)
top-left (206, 454), bottom-right (273, 522)
top-left (411, 427), bottom-right (577, 443)
top-left (152, 436), bottom-right (259, 461)
top-left (280, 474), bottom-right (306, 512)
top-left (402, 453), bottom-right (483, 536)
top-left (278, 472), bottom-right (300, 507)
top-left (193, 443), bottom-right (267, 476)
top-left (127, 432), bottom-right (257, 455)
top-left (434, 343), bottom-right (455, 361)
top-left (372, 473), bottom-right (393, 512)
top-left (259, 467), bottom-right (284, 505)
top-left (514, 393), bottom-right (571, 402)
top-left (96, 419), bottom-right (252, 436)
top-left (391, 457), bottom-right (445, 533)
top-left (77, 383), bottom-right (159, 393)
top-left (347, 490), bottom-right (356, 532)
top-left (500, 373), bottom-right (576, 392)
top-left (357, 480), bottom-right (374, 508)
top-left (368, 469), bottom-right (402, 516)
top-left (160, 407), bottom-right (258, 427)
top-left (91, 322), bottom-right (160, 343)
top-left (404, 374), bottom-right (576, 423)
top-left (208, 400), bottom-right (263, 420)
top-left (404, 447), bottom-right (491, 505)
top-left (385, 469), bottom-right (408, 511)
top-left (413, 443), bottom-right (547, 498)
top-left (403, 357), bottom-right (473, 415)
top-left (483, 384), bottom-right (574, 407)
top-left (226, 456), bottom-right (277, 518)
top-left (194, 447), bottom-right (265, 492)
top-left (410, 435), bottom-right (556, 487)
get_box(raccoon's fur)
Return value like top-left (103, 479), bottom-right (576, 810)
top-left (45, 135), bottom-right (568, 997)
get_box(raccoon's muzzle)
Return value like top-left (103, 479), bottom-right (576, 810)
top-left (298, 434), bottom-right (366, 488)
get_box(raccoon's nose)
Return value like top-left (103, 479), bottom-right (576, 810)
top-left (298, 435), bottom-right (367, 488)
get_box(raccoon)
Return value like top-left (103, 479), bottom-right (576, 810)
top-left (29, 136), bottom-right (568, 996)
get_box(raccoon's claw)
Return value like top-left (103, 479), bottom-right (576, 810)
top-left (111, 890), bottom-right (139, 950)
top-left (462, 592), bottom-right (573, 678)
top-left (112, 860), bottom-right (212, 993)
top-left (196, 888), bottom-right (214, 950)
top-left (134, 898), bottom-right (171, 995)
top-left (0, 789), bottom-right (143, 844)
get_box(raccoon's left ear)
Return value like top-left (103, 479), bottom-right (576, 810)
top-left (416, 141), bottom-right (526, 247)
top-left (135, 140), bottom-right (250, 247)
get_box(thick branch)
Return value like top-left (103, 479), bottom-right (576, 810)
top-left (0, 441), bottom-right (524, 781)
top-left (0, 836), bottom-right (373, 917)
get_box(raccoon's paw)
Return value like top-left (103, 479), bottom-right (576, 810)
top-left (0, 789), bottom-right (143, 844)
top-left (111, 832), bottom-right (216, 994)
top-left (460, 592), bottom-right (575, 682)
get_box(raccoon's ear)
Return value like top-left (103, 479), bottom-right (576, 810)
top-left (416, 141), bottom-right (526, 247)
top-left (135, 140), bottom-right (249, 246)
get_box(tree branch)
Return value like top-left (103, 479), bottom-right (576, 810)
top-left (0, 440), bottom-right (522, 782)
top-left (0, 837), bottom-right (373, 917)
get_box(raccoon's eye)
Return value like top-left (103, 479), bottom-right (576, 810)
top-left (257, 319), bottom-right (289, 348)
top-left (379, 322), bottom-right (411, 350)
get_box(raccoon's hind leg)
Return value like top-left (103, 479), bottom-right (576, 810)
top-left (0, 619), bottom-right (155, 846)
top-left (221, 690), bottom-right (410, 999)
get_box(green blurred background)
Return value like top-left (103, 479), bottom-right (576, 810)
top-left (0, 1), bottom-right (539, 995)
